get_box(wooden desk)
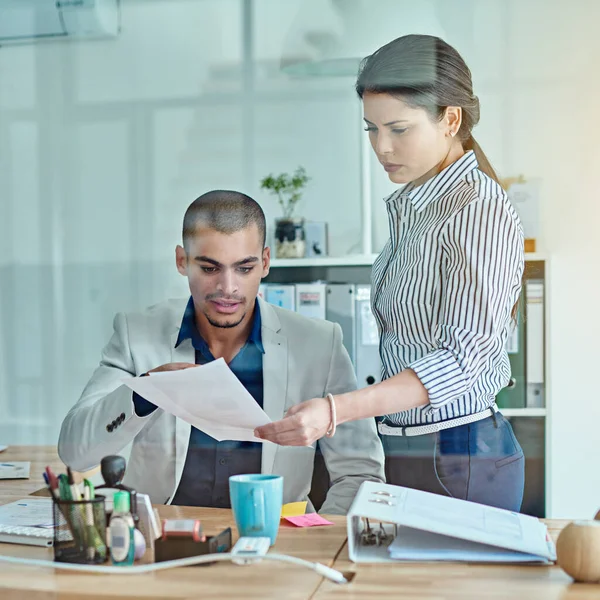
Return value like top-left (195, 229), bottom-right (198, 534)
top-left (0, 504), bottom-right (348, 600)
top-left (0, 446), bottom-right (63, 503)
top-left (1, 448), bottom-right (598, 599)
top-left (0, 445), bottom-right (100, 506)
top-left (314, 520), bottom-right (598, 600)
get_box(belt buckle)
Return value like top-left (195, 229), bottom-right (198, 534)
top-left (378, 421), bottom-right (407, 436)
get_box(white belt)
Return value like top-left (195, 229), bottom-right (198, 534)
top-left (378, 405), bottom-right (500, 437)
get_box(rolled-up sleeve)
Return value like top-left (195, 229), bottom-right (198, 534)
top-left (409, 194), bottom-right (524, 409)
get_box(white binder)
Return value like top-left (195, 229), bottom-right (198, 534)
top-left (326, 284), bottom-right (356, 365)
top-left (347, 482), bottom-right (556, 564)
top-left (525, 279), bottom-right (545, 408)
top-left (265, 284), bottom-right (295, 311)
top-left (295, 283), bottom-right (327, 320)
top-left (355, 285), bottom-right (381, 388)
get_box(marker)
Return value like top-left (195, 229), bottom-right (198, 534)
top-left (44, 467), bottom-right (60, 501)
top-left (84, 479), bottom-right (95, 500)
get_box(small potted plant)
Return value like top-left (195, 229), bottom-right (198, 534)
top-left (260, 166), bottom-right (310, 259)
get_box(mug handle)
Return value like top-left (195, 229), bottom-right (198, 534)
top-left (250, 488), bottom-right (265, 531)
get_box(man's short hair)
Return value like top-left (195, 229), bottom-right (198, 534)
top-left (182, 190), bottom-right (266, 250)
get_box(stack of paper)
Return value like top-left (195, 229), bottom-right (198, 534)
top-left (0, 462), bottom-right (30, 480)
top-left (0, 498), bottom-right (53, 527)
top-left (388, 526), bottom-right (550, 563)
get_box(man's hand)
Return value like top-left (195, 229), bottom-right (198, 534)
top-left (146, 363), bottom-right (198, 374)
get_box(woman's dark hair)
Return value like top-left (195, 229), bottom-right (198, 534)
top-left (356, 34), bottom-right (499, 184)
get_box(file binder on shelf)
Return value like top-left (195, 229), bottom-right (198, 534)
top-left (347, 481), bottom-right (556, 564)
top-left (355, 285), bottom-right (381, 388)
top-left (525, 279), bottom-right (545, 408)
top-left (295, 283), bottom-right (327, 320)
top-left (265, 284), bottom-right (295, 311)
top-left (326, 284), bottom-right (356, 365)
top-left (497, 293), bottom-right (526, 409)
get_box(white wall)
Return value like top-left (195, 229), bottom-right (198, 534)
top-left (370, 1), bottom-right (600, 518)
top-left (0, 0), bottom-right (599, 517)
top-left (0, 0), bottom-right (362, 444)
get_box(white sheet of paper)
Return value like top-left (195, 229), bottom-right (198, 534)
top-left (388, 526), bottom-right (548, 563)
top-left (0, 461), bottom-right (30, 480)
top-left (122, 358), bottom-right (271, 442)
top-left (0, 498), bottom-right (53, 527)
top-left (398, 485), bottom-right (553, 559)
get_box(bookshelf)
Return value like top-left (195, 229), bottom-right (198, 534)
top-left (270, 253), bottom-right (546, 269)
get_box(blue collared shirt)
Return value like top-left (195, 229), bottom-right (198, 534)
top-left (133, 297), bottom-right (264, 507)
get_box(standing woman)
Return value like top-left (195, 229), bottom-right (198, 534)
top-left (256, 34), bottom-right (525, 512)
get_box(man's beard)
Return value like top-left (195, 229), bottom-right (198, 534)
top-left (204, 312), bottom-right (245, 329)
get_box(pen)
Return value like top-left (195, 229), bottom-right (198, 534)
top-left (67, 467), bottom-right (81, 501)
top-left (44, 467), bottom-right (60, 501)
top-left (83, 479), bottom-right (106, 560)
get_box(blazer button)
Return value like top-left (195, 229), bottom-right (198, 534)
top-left (112, 420), bottom-right (118, 429)
top-left (106, 424), bottom-right (114, 433)
top-left (120, 412), bottom-right (126, 422)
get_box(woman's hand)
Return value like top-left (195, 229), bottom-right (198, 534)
top-left (254, 397), bottom-right (332, 446)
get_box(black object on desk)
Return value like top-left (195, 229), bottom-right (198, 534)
top-left (154, 527), bottom-right (232, 564)
top-left (96, 455), bottom-right (139, 527)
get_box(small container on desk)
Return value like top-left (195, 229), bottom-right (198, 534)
top-left (52, 496), bottom-right (108, 564)
top-left (154, 527), bottom-right (233, 564)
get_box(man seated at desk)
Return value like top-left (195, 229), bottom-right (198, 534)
top-left (58, 191), bottom-right (384, 513)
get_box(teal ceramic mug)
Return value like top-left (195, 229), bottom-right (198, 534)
top-left (229, 474), bottom-right (283, 545)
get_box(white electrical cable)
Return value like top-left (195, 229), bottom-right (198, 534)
top-left (0, 552), bottom-right (348, 584)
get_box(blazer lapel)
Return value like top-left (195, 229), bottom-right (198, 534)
top-left (170, 332), bottom-right (193, 500)
top-left (259, 298), bottom-right (288, 475)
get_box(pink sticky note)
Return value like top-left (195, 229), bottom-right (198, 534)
top-left (283, 513), bottom-right (335, 527)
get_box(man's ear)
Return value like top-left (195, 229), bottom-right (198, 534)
top-left (262, 246), bottom-right (271, 278)
top-left (176, 245), bottom-right (188, 276)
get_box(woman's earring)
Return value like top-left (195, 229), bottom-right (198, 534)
top-left (450, 130), bottom-right (456, 137)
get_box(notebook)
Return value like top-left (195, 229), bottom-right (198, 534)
top-left (0, 498), bottom-right (55, 547)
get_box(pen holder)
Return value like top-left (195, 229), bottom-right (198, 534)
top-left (52, 496), bottom-right (108, 564)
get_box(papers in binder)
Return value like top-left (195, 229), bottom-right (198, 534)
top-left (388, 527), bottom-right (550, 563)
